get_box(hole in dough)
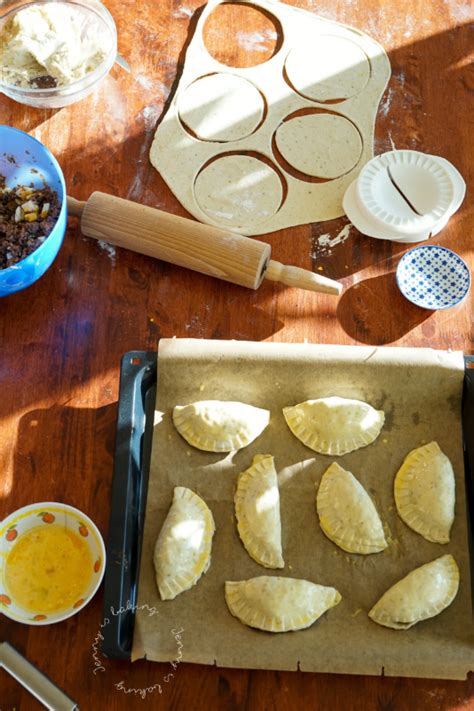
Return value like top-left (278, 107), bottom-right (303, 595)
top-left (284, 35), bottom-right (371, 103)
top-left (178, 73), bottom-right (265, 142)
top-left (274, 112), bottom-right (363, 180)
top-left (194, 153), bottom-right (285, 228)
top-left (203, 2), bottom-right (283, 68)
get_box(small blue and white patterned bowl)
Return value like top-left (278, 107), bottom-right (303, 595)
top-left (396, 245), bottom-right (471, 310)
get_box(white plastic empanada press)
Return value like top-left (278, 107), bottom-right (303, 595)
top-left (343, 150), bottom-right (465, 243)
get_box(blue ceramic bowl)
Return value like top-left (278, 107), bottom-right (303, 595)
top-left (0, 126), bottom-right (67, 296)
top-left (396, 245), bottom-right (471, 310)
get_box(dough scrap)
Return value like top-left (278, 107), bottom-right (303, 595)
top-left (172, 400), bottom-right (270, 452)
top-left (178, 73), bottom-right (264, 142)
top-left (317, 462), bottom-right (387, 554)
top-left (235, 454), bottom-right (284, 569)
top-left (225, 576), bottom-right (341, 632)
top-left (194, 155), bottom-right (283, 229)
top-left (275, 114), bottom-right (362, 179)
top-left (285, 35), bottom-right (371, 102)
top-left (368, 554), bottom-right (459, 629)
top-left (153, 487), bottom-right (215, 600)
top-left (283, 396), bottom-right (385, 455)
top-left (394, 441), bottom-right (455, 544)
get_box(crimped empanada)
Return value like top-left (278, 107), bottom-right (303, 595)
top-left (173, 400), bottom-right (270, 452)
top-left (225, 576), bottom-right (341, 632)
top-left (283, 397), bottom-right (384, 455)
top-left (235, 454), bottom-right (284, 569)
top-left (368, 554), bottom-right (459, 629)
top-left (153, 487), bottom-right (215, 600)
top-left (394, 441), bottom-right (455, 544)
top-left (317, 462), bottom-right (387, 554)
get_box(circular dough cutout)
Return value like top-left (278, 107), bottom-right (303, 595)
top-left (194, 155), bottom-right (283, 228)
top-left (275, 113), bottom-right (362, 179)
top-left (285, 36), bottom-right (370, 102)
top-left (178, 74), bottom-right (265, 142)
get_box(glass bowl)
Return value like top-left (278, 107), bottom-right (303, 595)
top-left (0, 125), bottom-right (67, 296)
top-left (0, 502), bottom-right (106, 625)
top-left (0, 0), bottom-right (117, 108)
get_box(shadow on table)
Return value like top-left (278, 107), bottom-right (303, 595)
top-left (8, 403), bottom-right (117, 533)
top-left (337, 271), bottom-right (431, 344)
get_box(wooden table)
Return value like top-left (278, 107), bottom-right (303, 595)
top-left (1, 0), bottom-right (472, 708)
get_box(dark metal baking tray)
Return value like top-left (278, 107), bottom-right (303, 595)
top-left (101, 351), bottom-right (156, 660)
top-left (101, 351), bottom-right (474, 660)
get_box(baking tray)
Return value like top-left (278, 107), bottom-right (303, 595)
top-left (101, 350), bottom-right (474, 660)
top-left (101, 351), bottom-right (156, 659)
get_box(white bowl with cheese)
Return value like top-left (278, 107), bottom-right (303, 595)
top-left (0, 502), bottom-right (106, 625)
top-left (0, 0), bottom-right (117, 108)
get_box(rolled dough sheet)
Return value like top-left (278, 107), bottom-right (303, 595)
top-left (149, 0), bottom-right (391, 235)
top-left (132, 339), bottom-right (473, 680)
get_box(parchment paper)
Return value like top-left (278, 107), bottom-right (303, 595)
top-left (132, 339), bottom-right (473, 679)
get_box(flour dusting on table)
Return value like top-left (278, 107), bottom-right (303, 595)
top-left (235, 29), bottom-right (277, 52)
top-left (97, 240), bottom-right (116, 263)
top-left (314, 224), bottom-right (352, 256)
top-left (443, 0), bottom-right (472, 22)
top-left (173, 6), bottom-right (194, 19)
top-left (379, 87), bottom-right (394, 117)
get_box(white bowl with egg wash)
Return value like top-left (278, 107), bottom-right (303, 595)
top-left (0, 0), bottom-right (117, 108)
top-left (0, 502), bottom-right (106, 624)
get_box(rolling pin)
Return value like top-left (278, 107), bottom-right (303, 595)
top-left (67, 193), bottom-right (342, 296)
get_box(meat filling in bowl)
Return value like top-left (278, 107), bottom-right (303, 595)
top-left (0, 174), bottom-right (61, 268)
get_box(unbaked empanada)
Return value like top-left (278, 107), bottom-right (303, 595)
top-left (225, 576), bottom-right (341, 632)
top-left (235, 455), bottom-right (284, 569)
top-left (316, 462), bottom-right (387, 554)
top-left (172, 400), bottom-right (270, 452)
top-left (153, 486), bottom-right (215, 600)
top-left (368, 554), bottom-right (459, 629)
top-left (283, 397), bottom-right (384, 455)
top-left (394, 441), bottom-right (455, 544)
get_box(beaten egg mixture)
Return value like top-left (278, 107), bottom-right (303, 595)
top-left (5, 524), bottom-right (92, 613)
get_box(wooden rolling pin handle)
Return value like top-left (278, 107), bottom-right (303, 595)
top-left (66, 196), bottom-right (86, 217)
top-left (265, 260), bottom-right (342, 296)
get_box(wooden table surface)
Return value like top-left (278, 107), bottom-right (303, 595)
top-left (1, 0), bottom-right (473, 708)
